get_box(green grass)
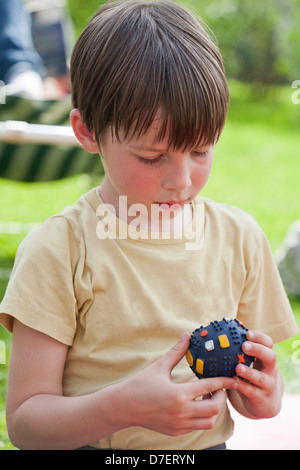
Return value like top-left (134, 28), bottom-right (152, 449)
top-left (1, 82), bottom-right (300, 449)
top-left (202, 81), bottom-right (300, 250)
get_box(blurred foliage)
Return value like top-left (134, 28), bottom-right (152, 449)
top-left (67, 0), bottom-right (300, 92)
top-left (188, 0), bottom-right (300, 89)
top-left (67, 0), bottom-right (106, 36)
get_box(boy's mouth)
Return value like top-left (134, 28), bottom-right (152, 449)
top-left (154, 200), bottom-right (188, 209)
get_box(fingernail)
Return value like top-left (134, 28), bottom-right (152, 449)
top-left (243, 342), bottom-right (251, 352)
top-left (180, 331), bottom-right (190, 341)
top-left (247, 331), bottom-right (254, 340)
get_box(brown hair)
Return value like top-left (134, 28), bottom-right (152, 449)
top-left (70, 0), bottom-right (229, 150)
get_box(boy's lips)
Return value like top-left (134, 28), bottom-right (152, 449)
top-left (154, 200), bottom-right (188, 208)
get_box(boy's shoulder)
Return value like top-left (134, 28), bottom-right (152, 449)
top-left (201, 196), bottom-right (259, 222)
top-left (18, 188), bottom-right (98, 256)
top-left (56, 187), bottom-right (99, 225)
top-left (199, 196), bottom-right (265, 241)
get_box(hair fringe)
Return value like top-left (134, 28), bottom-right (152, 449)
top-left (71, 0), bottom-right (229, 150)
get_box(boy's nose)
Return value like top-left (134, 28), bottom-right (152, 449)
top-left (162, 160), bottom-right (192, 192)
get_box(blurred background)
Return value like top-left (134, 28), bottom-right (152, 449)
top-left (0, 0), bottom-right (300, 449)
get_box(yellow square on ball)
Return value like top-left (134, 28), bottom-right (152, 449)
top-left (218, 334), bottom-right (230, 348)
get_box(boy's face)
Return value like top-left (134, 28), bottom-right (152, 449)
top-left (99, 114), bottom-right (214, 222)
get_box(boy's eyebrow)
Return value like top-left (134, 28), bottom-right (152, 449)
top-left (129, 142), bottom-right (212, 152)
top-left (128, 144), bottom-right (167, 153)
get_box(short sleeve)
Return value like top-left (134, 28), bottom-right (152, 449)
top-left (237, 224), bottom-right (299, 343)
top-left (0, 217), bottom-right (80, 345)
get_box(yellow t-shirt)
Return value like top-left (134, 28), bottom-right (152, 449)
top-left (0, 188), bottom-right (298, 450)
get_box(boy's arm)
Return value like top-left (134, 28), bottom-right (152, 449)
top-left (7, 321), bottom-right (237, 449)
top-left (6, 320), bottom-right (125, 449)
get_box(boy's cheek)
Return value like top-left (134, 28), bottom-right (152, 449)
top-left (127, 172), bottom-right (159, 197)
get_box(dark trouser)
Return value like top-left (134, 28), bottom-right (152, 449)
top-left (77, 443), bottom-right (226, 450)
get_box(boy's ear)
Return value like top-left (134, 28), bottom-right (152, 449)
top-left (70, 109), bottom-right (99, 153)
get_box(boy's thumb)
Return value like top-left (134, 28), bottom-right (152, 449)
top-left (160, 332), bottom-right (191, 372)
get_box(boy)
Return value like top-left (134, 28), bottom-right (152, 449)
top-left (0, 0), bottom-right (298, 450)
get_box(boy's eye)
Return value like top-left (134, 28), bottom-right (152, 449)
top-left (192, 149), bottom-right (209, 157)
top-left (137, 155), bottom-right (162, 166)
top-left (136, 148), bottom-right (210, 165)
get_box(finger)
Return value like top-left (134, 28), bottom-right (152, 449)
top-left (190, 389), bottom-right (226, 417)
top-left (246, 330), bottom-right (273, 349)
top-left (168, 415), bottom-right (220, 434)
top-left (232, 375), bottom-right (260, 400)
top-left (242, 341), bottom-right (277, 372)
top-left (159, 332), bottom-right (191, 372)
top-left (235, 363), bottom-right (274, 391)
top-left (183, 390), bottom-right (227, 431)
top-left (180, 415), bottom-right (221, 432)
top-left (165, 391), bottom-right (226, 436)
top-left (187, 376), bottom-right (237, 399)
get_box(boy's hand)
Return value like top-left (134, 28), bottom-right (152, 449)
top-left (114, 332), bottom-right (237, 436)
top-left (231, 330), bottom-right (283, 419)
